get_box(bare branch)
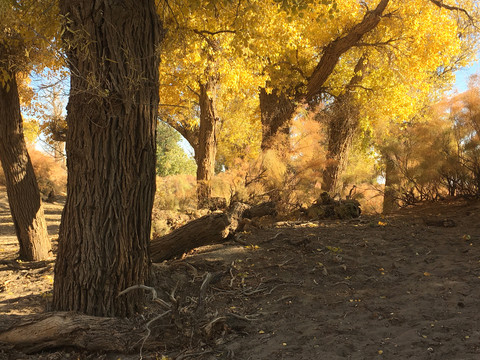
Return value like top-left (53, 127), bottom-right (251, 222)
top-left (193, 29), bottom-right (236, 36)
top-left (429, 0), bottom-right (476, 26)
top-left (158, 103), bottom-right (191, 110)
top-left (355, 37), bottom-right (402, 48)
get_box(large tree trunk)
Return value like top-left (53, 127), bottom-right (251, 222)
top-left (196, 78), bottom-right (218, 209)
top-left (53, 0), bottom-right (162, 317)
top-left (321, 98), bottom-right (359, 193)
top-left (0, 73), bottom-right (51, 261)
top-left (321, 56), bottom-right (367, 193)
top-left (259, 87), bottom-right (296, 151)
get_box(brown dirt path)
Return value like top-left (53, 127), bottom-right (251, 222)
top-left (1, 188), bottom-right (480, 359)
top-left (0, 186), bottom-right (61, 316)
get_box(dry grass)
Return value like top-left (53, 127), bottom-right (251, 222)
top-left (0, 147), bottom-right (66, 198)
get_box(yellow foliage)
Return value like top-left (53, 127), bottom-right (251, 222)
top-left (0, 0), bottom-right (61, 81)
top-left (262, 150), bottom-right (287, 188)
top-left (154, 174), bottom-right (197, 211)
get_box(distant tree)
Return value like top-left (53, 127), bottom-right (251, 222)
top-left (156, 121), bottom-right (196, 177)
top-left (0, 0), bottom-right (59, 261)
top-left (158, 0), bottom-right (264, 208)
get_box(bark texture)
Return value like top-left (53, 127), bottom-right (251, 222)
top-left (259, 87), bottom-right (296, 151)
top-left (0, 74), bottom-right (51, 261)
top-left (150, 201), bottom-right (276, 262)
top-left (0, 312), bottom-right (145, 353)
top-left (53, 0), bottom-right (163, 317)
top-left (196, 78), bottom-right (218, 208)
top-left (321, 56), bottom-right (367, 193)
top-left (151, 213), bottom-right (230, 262)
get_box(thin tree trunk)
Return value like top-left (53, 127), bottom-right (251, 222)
top-left (53, 0), bottom-right (162, 317)
top-left (0, 73), bottom-right (51, 261)
top-left (196, 78), bottom-right (218, 209)
top-left (383, 155), bottom-right (399, 213)
top-left (321, 115), bottom-right (357, 194)
top-left (52, 141), bottom-right (65, 165)
top-left (259, 87), bottom-right (295, 151)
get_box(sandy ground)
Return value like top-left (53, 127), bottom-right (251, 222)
top-left (1, 186), bottom-right (480, 359)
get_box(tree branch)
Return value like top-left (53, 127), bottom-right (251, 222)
top-left (271, 61), bottom-right (307, 79)
top-left (428, 0), bottom-right (476, 26)
top-left (193, 29), bottom-right (236, 36)
top-left (355, 37), bottom-right (402, 48)
top-left (305, 0), bottom-right (390, 103)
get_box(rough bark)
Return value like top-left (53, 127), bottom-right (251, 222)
top-left (150, 201), bottom-right (277, 262)
top-left (196, 78), bottom-right (218, 208)
top-left (321, 56), bottom-right (367, 193)
top-left (0, 73), bottom-right (51, 261)
top-left (53, 0), bottom-right (163, 317)
top-left (0, 312), bottom-right (146, 353)
top-left (259, 87), bottom-right (296, 151)
top-left (321, 101), bottom-right (358, 193)
top-left (151, 213), bottom-right (230, 262)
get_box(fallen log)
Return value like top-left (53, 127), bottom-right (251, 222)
top-left (242, 201), bottom-right (277, 219)
top-left (0, 312), bottom-right (144, 353)
top-left (150, 213), bottom-right (231, 262)
top-left (150, 202), bottom-right (277, 263)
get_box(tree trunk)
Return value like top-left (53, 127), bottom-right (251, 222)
top-left (0, 73), bottom-right (51, 261)
top-left (196, 78), bottom-right (218, 209)
top-left (321, 56), bottom-right (367, 193)
top-left (321, 107), bottom-right (358, 194)
top-left (256, 0), bottom-right (390, 156)
top-left (53, 0), bottom-right (163, 317)
top-left (150, 201), bottom-right (275, 262)
top-left (259, 87), bottom-right (296, 151)
top-left (52, 141), bottom-right (65, 165)
top-left (383, 155), bottom-right (399, 214)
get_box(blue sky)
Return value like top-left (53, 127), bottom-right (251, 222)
top-left (454, 58), bottom-right (480, 92)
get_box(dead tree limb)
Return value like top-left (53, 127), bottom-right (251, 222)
top-left (150, 213), bottom-right (230, 262)
top-left (0, 312), bottom-right (145, 353)
top-left (150, 202), bottom-right (277, 262)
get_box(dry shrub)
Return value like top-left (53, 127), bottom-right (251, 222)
top-left (29, 147), bottom-right (67, 198)
top-left (152, 174), bottom-right (198, 235)
top-left (212, 114), bottom-right (328, 217)
top-left (154, 174), bottom-right (197, 211)
top-left (349, 183), bottom-right (384, 214)
top-left (0, 147), bottom-right (66, 198)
